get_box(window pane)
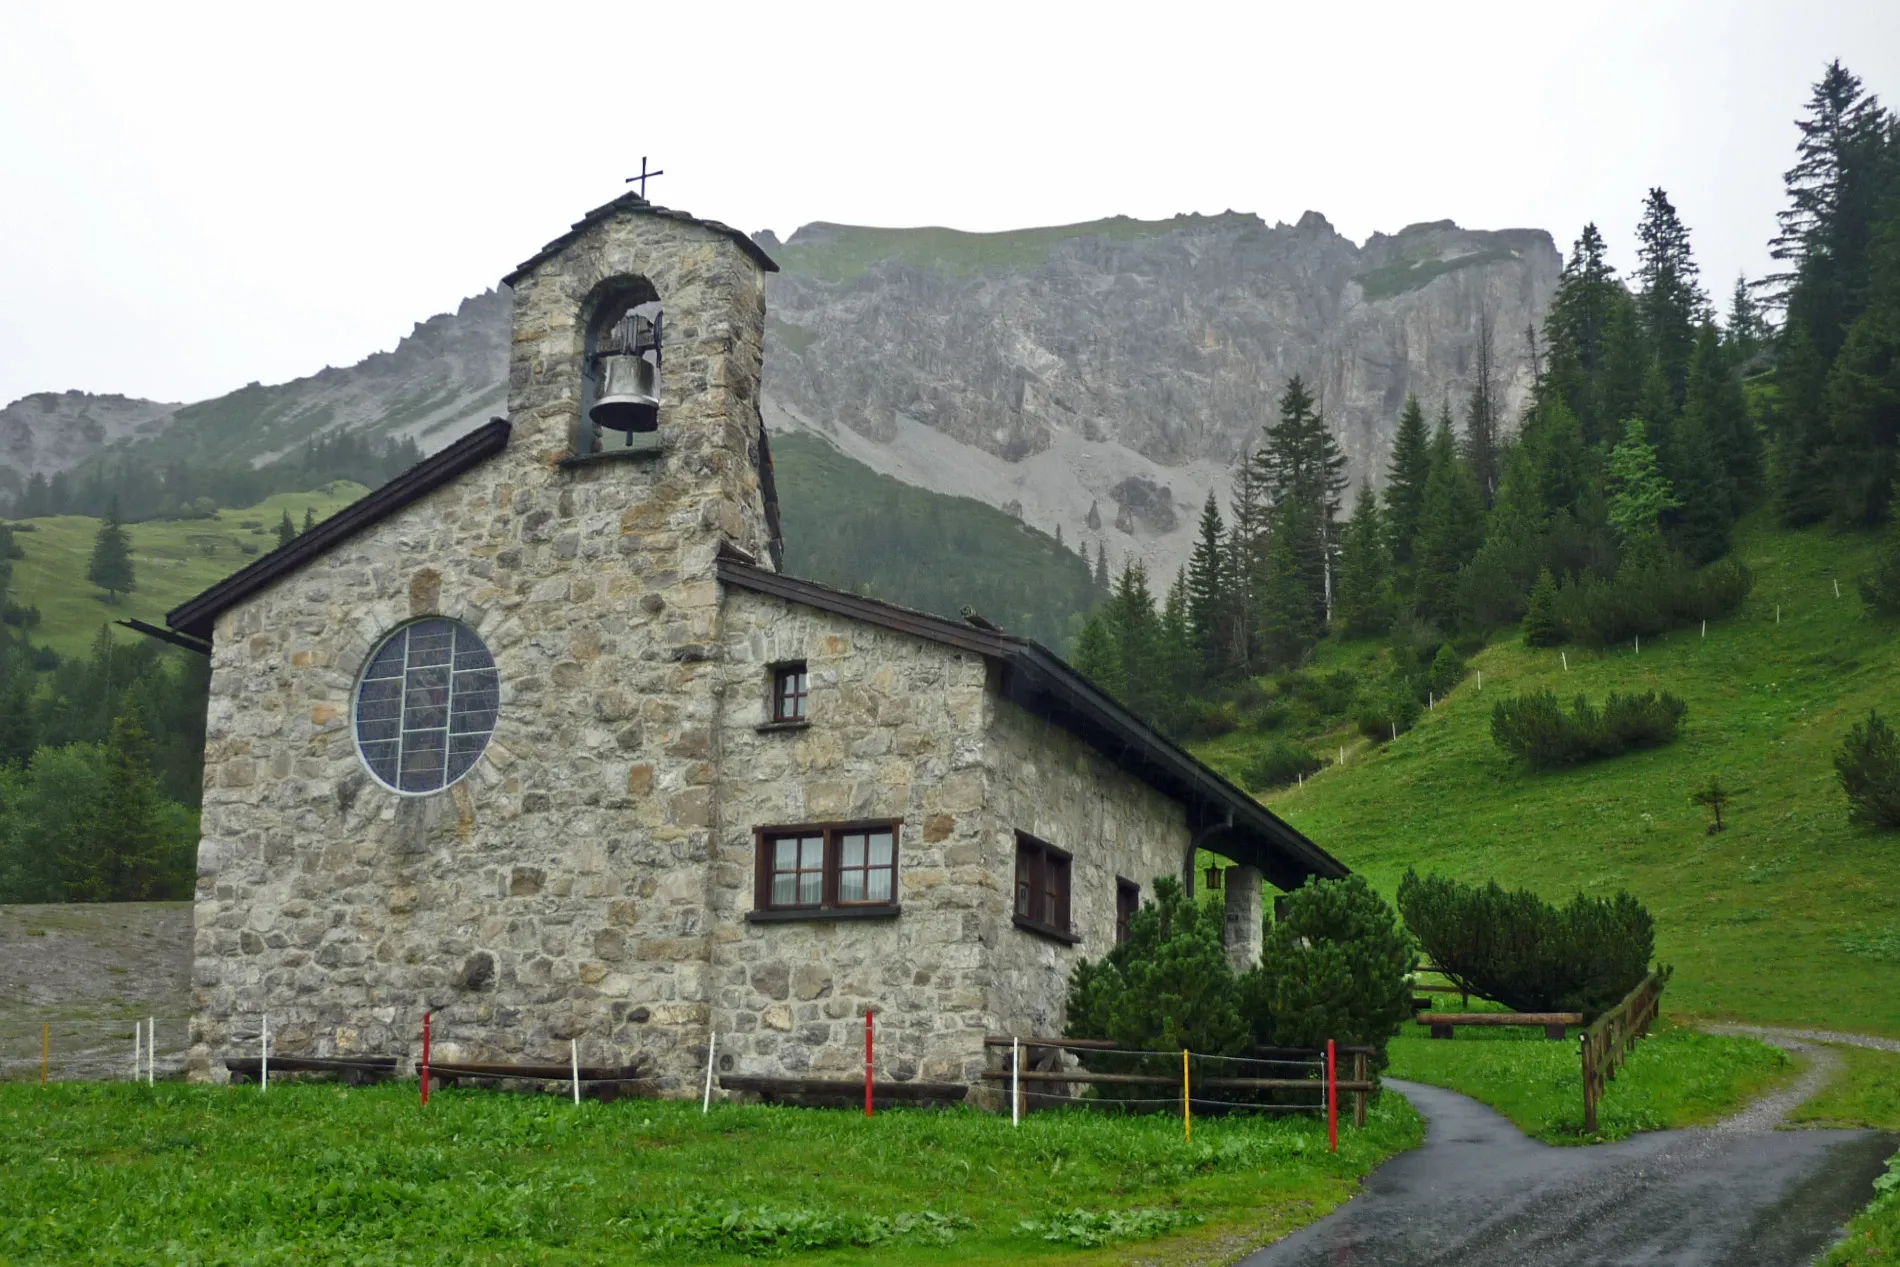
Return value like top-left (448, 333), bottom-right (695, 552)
top-left (798, 869), bottom-right (821, 905)
top-left (799, 837), bottom-right (823, 870)
top-left (775, 838), bottom-right (798, 871)
top-left (772, 873), bottom-right (796, 905)
top-left (868, 831), bottom-right (892, 866)
top-left (866, 867), bottom-right (892, 903)
top-left (356, 619), bottom-right (500, 795)
top-left (840, 869), bottom-right (865, 903)
top-left (841, 834), bottom-right (865, 868)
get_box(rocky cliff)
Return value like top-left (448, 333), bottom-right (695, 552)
top-left (2, 210), bottom-right (1558, 580)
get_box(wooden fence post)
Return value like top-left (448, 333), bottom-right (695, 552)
top-left (1352, 1050), bottom-right (1368, 1128)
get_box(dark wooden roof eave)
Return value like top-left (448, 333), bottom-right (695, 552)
top-left (502, 194), bottom-right (779, 287)
top-left (164, 419), bottom-right (512, 642)
top-left (714, 558), bottom-right (1348, 889)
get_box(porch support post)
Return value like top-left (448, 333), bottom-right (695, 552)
top-left (1223, 866), bottom-right (1264, 972)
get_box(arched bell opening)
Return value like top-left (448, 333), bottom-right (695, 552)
top-left (579, 277), bottom-right (663, 454)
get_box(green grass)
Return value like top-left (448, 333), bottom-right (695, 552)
top-left (1822, 1149), bottom-right (1900, 1267)
top-left (1234, 516), bottom-right (1900, 1038)
top-left (6, 485), bottom-right (368, 660)
top-left (1385, 1020), bottom-right (1792, 1144)
top-left (1791, 1044), bottom-right (1900, 1130)
top-left (774, 215), bottom-right (1235, 283)
top-left (0, 1082), bottom-right (1423, 1266)
top-left (1353, 248), bottom-right (1517, 300)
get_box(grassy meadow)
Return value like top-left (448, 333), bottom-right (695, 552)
top-left (1201, 516), bottom-right (1900, 1038)
top-left (0, 1082), bottom-right (1423, 1266)
top-left (7, 484), bottom-right (367, 659)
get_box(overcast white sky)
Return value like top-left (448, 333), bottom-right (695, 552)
top-left (2, 0), bottom-right (1896, 410)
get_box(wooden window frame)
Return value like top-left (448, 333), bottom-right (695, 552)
top-left (749, 819), bottom-right (901, 922)
top-left (1012, 832), bottom-right (1078, 944)
top-left (1115, 878), bottom-right (1141, 947)
top-left (764, 661), bottom-right (810, 729)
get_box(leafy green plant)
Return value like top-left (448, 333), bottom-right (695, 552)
top-left (1243, 874), bottom-right (1416, 1074)
top-left (1397, 870), bottom-right (1654, 1014)
top-left (1836, 709), bottom-right (1900, 830)
top-left (1490, 689), bottom-right (1687, 768)
top-left (616, 1201), bottom-right (972, 1256)
top-left (1354, 689), bottom-right (1421, 741)
top-left (1018, 1207), bottom-right (1201, 1247)
top-left (1243, 740), bottom-right (1324, 790)
top-left (1690, 776), bottom-right (1732, 833)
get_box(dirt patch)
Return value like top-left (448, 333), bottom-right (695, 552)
top-left (0, 902), bottom-right (193, 1082)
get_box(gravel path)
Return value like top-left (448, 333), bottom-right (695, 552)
top-left (1241, 1058), bottom-right (1895, 1267)
top-left (1707, 1023), bottom-right (1900, 1055)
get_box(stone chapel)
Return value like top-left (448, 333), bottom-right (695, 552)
top-left (164, 193), bottom-right (1348, 1096)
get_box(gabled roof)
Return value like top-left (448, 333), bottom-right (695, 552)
top-left (502, 193), bottom-right (780, 287)
top-left (166, 419), bottom-right (512, 642)
top-left (715, 556), bottom-right (1349, 892)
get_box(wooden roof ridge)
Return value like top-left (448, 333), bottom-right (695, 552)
top-left (713, 557), bottom-right (1349, 889)
top-left (165, 418), bottom-right (512, 642)
top-left (502, 193), bottom-right (780, 287)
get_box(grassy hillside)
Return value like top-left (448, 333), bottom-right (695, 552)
top-left (1195, 517), bottom-right (1900, 1038)
top-left (5, 484), bottom-right (367, 658)
top-left (774, 432), bottom-right (1098, 650)
top-left (774, 214), bottom-right (1236, 282)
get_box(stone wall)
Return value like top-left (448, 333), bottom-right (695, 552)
top-left (188, 208), bottom-right (774, 1091)
top-left (981, 696), bottom-right (1189, 1044)
top-left (707, 588), bottom-right (996, 1085)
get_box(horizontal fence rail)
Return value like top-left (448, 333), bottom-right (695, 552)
top-left (1581, 967), bottom-right (1672, 1133)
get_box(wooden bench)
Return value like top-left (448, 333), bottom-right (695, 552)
top-left (1416, 1012), bottom-right (1584, 1041)
top-left (718, 1074), bottom-right (968, 1108)
top-left (225, 1054), bottom-right (399, 1085)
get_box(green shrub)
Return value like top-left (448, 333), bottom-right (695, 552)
top-left (1862, 536), bottom-right (1900, 616)
top-left (617, 1201), bottom-right (971, 1254)
top-left (1243, 740), bottom-right (1324, 790)
top-left (1397, 870), bottom-right (1654, 1014)
top-left (1553, 555), bottom-right (1752, 647)
top-left (1522, 568), bottom-right (1563, 646)
top-left (1427, 645), bottom-right (1466, 697)
top-left (1018, 1208), bottom-right (1203, 1247)
top-left (1180, 699), bottom-right (1238, 740)
top-left (1243, 874), bottom-right (1416, 1074)
top-left (1355, 690), bottom-right (1421, 741)
top-left (1836, 710), bottom-right (1900, 830)
top-left (1490, 689), bottom-right (1687, 768)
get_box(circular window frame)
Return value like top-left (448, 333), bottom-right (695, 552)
top-left (350, 616), bottom-right (500, 797)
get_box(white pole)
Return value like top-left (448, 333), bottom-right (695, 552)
top-left (261, 1013), bottom-right (269, 1093)
top-left (1777, 605), bottom-right (1781, 624)
top-left (702, 1032), bottom-right (716, 1113)
top-left (571, 1040), bottom-right (581, 1107)
top-left (1562, 652), bottom-right (1569, 672)
top-left (1391, 722), bottom-right (1397, 741)
top-left (1702, 620), bottom-right (1706, 638)
top-left (148, 1016), bottom-right (155, 1085)
top-left (1835, 578), bottom-right (1842, 598)
top-left (1429, 692), bottom-right (1435, 711)
top-left (133, 1020), bottom-right (141, 1083)
top-left (1011, 1037), bottom-right (1021, 1128)
top-left (1635, 635), bottom-right (1639, 655)
top-left (1338, 747), bottom-right (1345, 766)
top-left (1477, 670), bottom-right (1482, 690)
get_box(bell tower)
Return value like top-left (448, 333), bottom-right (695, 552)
top-left (501, 193), bottom-right (782, 570)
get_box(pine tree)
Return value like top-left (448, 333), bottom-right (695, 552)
top-left (1106, 561), bottom-right (1164, 721)
top-left (96, 701), bottom-right (171, 900)
top-left (1411, 414), bottom-right (1487, 629)
top-left (1157, 569), bottom-right (1197, 722)
top-left (1635, 186), bottom-right (1707, 403)
top-left (1384, 393), bottom-right (1431, 582)
top-left (1093, 543), bottom-right (1110, 590)
top-left (1770, 318), bottom-right (1837, 527)
top-left (0, 673), bottom-right (36, 768)
top-left (1684, 319), bottom-right (1762, 512)
top-left (1726, 275), bottom-right (1766, 369)
top-left (1522, 568), bottom-right (1562, 646)
top-left (1184, 493), bottom-right (1227, 673)
top-left (1224, 455), bottom-right (1268, 668)
top-left (1336, 481), bottom-right (1392, 638)
top-left (277, 510), bottom-right (297, 548)
top-left (1252, 376), bottom-right (1347, 629)
top-left (1461, 314), bottom-right (1503, 505)
top-left (302, 507), bottom-right (317, 534)
top-left (86, 498), bottom-right (136, 603)
top-left (1606, 419), bottom-right (1681, 555)
top-left (1540, 223), bottom-right (1623, 440)
top-left (1069, 610), bottom-right (1121, 698)
top-left (1258, 497), bottom-right (1323, 667)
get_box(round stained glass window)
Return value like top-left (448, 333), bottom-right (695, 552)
top-left (353, 618), bottom-right (499, 794)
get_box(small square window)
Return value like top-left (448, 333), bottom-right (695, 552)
top-left (1013, 833), bottom-right (1073, 941)
top-left (1116, 879), bottom-right (1140, 946)
top-left (772, 663), bottom-right (808, 723)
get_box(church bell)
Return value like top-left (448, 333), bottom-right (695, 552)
top-left (589, 309), bottom-right (662, 434)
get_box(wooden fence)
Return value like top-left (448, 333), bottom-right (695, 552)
top-left (1581, 966), bottom-right (1672, 1133)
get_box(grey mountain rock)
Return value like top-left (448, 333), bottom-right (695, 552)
top-left (3, 212), bottom-right (1557, 583)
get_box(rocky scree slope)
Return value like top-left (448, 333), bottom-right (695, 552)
top-left (4, 213), bottom-right (1557, 581)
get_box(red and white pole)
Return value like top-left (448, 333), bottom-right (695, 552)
top-left (1326, 1039), bottom-right (1338, 1153)
top-left (864, 1010), bottom-right (875, 1118)
top-left (421, 1012), bottom-right (432, 1108)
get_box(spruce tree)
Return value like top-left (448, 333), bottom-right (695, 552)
top-left (1070, 610), bottom-right (1121, 698)
top-left (0, 673), bottom-right (36, 768)
top-left (1411, 415), bottom-right (1487, 629)
top-left (1770, 318), bottom-right (1837, 527)
top-left (1093, 543), bottom-right (1110, 590)
top-left (1384, 394), bottom-right (1431, 582)
top-left (1606, 420), bottom-right (1681, 555)
top-left (277, 510), bottom-right (297, 548)
top-left (1259, 497), bottom-right (1323, 667)
top-left (1540, 224), bottom-right (1622, 439)
top-left (1725, 275), bottom-right (1766, 368)
top-left (1336, 481), bottom-right (1392, 638)
top-left (1252, 376), bottom-right (1347, 628)
top-left (1461, 315), bottom-right (1502, 505)
top-left (1522, 568), bottom-right (1562, 646)
top-left (302, 507), bottom-right (317, 534)
top-left (1224, 454), bottom-right (1268, 668)
top-left (1106, 561), bottom-right (1163, 721)
top-left (1184, 493), bottom-right (1227, 673)
top-left (1684, 320), bottom-right (1761, 512)
top-left (97, 701), bottom-right (170, 900)
top-left (86, 498), bottom-right (135, 604)
top-left (1635, 186), bottom-right (1706, 403)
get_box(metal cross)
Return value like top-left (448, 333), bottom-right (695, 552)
top-left (625, 157), bottom-right (665, 198)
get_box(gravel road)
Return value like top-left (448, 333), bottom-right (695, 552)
top-left (1241, 1072), bottom-right (1894, 1267)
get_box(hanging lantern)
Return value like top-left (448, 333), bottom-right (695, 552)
top-left (1204, 864), bottom-right (1224, 891)
top-left (589, 310), bottom-right (662, 434)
